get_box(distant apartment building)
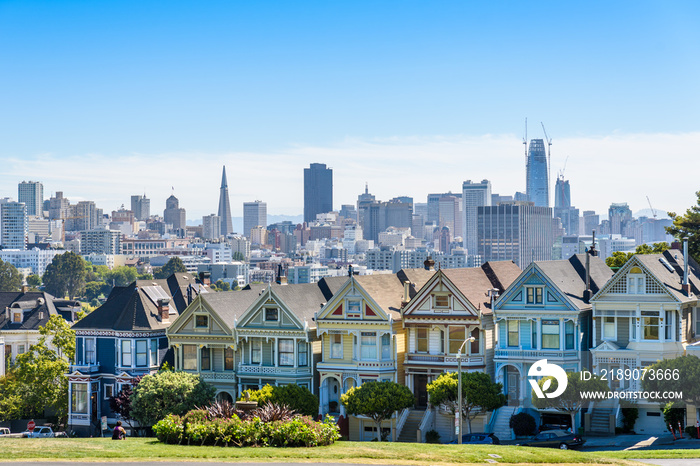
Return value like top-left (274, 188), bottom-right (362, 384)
top-left (304, 163), bottom-right (333, 223)
top-left (477, 201), bottom-right (553, 267)
top-left (0, 248), bottom-right (66, 275)
top-left (82, 253), bottom-right (127, 269)
top-left (80, 228), bottom-right (122, 255)
top-left (462, 180), bottom-right (492, 255)
top-left (227, 235), bottom-right (251, 259)
top-left (608, 202), bottom-right (633, 235)
top-left (583, 210), bottom-right (600, 235)
top-left (130, 194), bottom-right (150, 221)
top-left (27, 216), bottom-right (50, 243)
top-left (49, 191), bottom-right (70, 221)
top-left (365, 248), bottom-right (477, 273)
top-left (597, 234), bottom-right (636, 259)
top-left (18, 181), bottom-right (43, 217)
top-left (197, 262), bottom-right (249, 287)
top-left (202, 214), bottom-right (222, 240)
top-left (121, 237), bottom-right (191, 257)
top-left (1, 201), bottom-right (28, 250)
top-left (287, 264), bottom-right (329, 284)
top-left (438, 194), bottom-right (461, 239)
top-left (243, 201), bottom-right (267, 240)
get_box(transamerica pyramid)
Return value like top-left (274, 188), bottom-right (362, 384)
top-left (218, 165), bottom-right (234, 236)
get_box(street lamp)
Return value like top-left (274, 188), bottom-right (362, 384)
top-left (457, 335), bottom-right (476, 445)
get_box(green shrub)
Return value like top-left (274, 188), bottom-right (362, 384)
top-left (620, 407), bottom-right (638, 433)
top-left (153, 410), bottom-right (339, 447)
top-left (240, 384), bottom-right (319, 416)
top-left (685, 425), bottom-right (698, 439)
top-left (425, 429), bottom-right (440, 443)
top-left (509, 412), bottom-right (536, 437)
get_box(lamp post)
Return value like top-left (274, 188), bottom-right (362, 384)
top-left (457, 335), bottom-right (476, 445)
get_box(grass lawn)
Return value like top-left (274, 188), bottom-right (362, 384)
top-left (0, 437), bottom-right (678, 464)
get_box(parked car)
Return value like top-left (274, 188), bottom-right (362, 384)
top-left (449, 433), bottom-right (500, 445)
top-left (538, 422), bottom-right (570, 432)
top-left (21, 426), bottom-right (55, 438)
top-left (518, 430), bottom-right (584, 450)
top-left (0, 427), bottom-right (10, 436)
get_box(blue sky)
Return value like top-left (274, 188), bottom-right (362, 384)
top-left (1, 1), bottom-right (698, 219)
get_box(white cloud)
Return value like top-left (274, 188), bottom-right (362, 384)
top-left (0, 131), bottom-right (697, 222)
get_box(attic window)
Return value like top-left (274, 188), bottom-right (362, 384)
top-left (12, 312), bottom-right (22, 323)
top-left (195, 315), bottom-right (208, 328)
top-left (265, 308), bottom-right (278, 321)
top-left (434, 295), bottom-right (449, 309)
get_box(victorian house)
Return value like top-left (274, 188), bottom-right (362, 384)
top-left (315, 269), bottom-right (433, 440)
top-left (167, 282), bottom-right (325, 401)
top-left (590, 248), bottom-right (699, 434)
top-left (68, 274), bottom-right (203, 436)
top-left (401, 261), bottom-right (521, 441)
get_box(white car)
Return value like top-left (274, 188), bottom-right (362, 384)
top-left (22, 426), bottom-right (54, 438)
top-left (0, 427), bottom-right (10, 436)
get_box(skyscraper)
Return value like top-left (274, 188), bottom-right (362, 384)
top-left (18, 181), bottom-right (43, 217)
top-left (1, 201), bottom-right (28, 250)
top-left (477, 201), bottom-right (553, 267)
top-left (217, 166), bottom-right (234, 237)
top-left (203, 214), bottom-right (222, 240)
top-left (164, 194), bottom-right (186, 233)
top-left (304, 163), bottom-right (333, 223)
top-left (462, 180), bottom-right (492, 254)
top-left (526, 139), bottom-right (549, 207)
top-left (554, 177), bottom-right (571, 208)
top-left (553, 176), bottom-right (579, 236)
top-left (243, 201), bottom-right (267, 239)
top-left (131, 194), bottom-right (150, 221)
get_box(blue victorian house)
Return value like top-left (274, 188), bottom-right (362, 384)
top-left (67, 274), bottom-right (205, 436)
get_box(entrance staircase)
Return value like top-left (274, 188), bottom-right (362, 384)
top-left (491, 406), bottom-right (518, 441)
top-left (588, 408), bottom-right (614, 434)
top-left (397, 409), bottom-right (425, 443)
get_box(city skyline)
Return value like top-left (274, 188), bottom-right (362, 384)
top-left (1, 1), bottom-right (698, 220)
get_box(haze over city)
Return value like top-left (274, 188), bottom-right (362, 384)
top-left (1, 1), bottom-right (699, 218)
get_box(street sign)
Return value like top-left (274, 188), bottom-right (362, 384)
top-left (27, 420), bottom-right (35, 432)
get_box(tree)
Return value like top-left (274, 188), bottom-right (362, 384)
top-left (214, 279), bottom-right (231, 292)
top-left (605, 243), bottom-right (671, 270)
top-left (427, 371), bottom-right (506, 433)
top-left (0, 316), bottom-right (76, 423)
top-left (232, 252), bottom-right (246, 262)
top-left (84, 281), bottom-right (107, 302)
top-left (641, 355), bottom-right (700, 422)
top-left (131, 370), bottom-right (216, 426)
top-left (138, 273), bottom-right (153, 280)
top-left (240, 383), bottom-right (319, 416)
top-left (531, 371), bottom-right (609, 430)
top-left (0, 258), bottom-right (23, 292)
top-left (667, 191), bottom-right (700, 263)
top-left (42, 252), bottom-right (88, 299)
top-left (341, 381), bottom-right (415, 441)
top-left (26, 274), bottom-right (42, 290)
top-left (635, 242), bottom-right (670, 255)
top-left (153, 257), bottom-right (188, 279)
top-left (104, 266), bottom-right (139, 288)
top-left (109, 376), bottom-right (142, 433)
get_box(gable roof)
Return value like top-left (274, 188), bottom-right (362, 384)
top-left (535, 254), bottom-right (613, 309)
top-left (197, 289), bottom-right (262, 328)
top-left (263, 282), bottom-right (328, 325)
top-left (353, 269), bottom-right (434, 318)
top-left (633, 251), bottom-right (700, 302)
top-left (428, 261), bottom-right (521, 315)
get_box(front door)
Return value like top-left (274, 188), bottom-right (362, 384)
top-left (415, 375), bottom-right (428, 408)
top-left (507, 370), bottom-right (520, 406)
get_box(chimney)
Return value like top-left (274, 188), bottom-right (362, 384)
top-left (198, 271), bottom-right (211, 286)
top-left (348, 265), bottom-right (353, 277)
top-left (157, 298), bottom-right (171, 322)
top-left (583, 231), bottom-right (595, 304)
top-left (401, 281), bottom-right (411, 307)
top-left (424, 256), bottom-right (435, 271)
top-left (21, 285), bottom-right (28, 293)
top-left (682, 239), bottom-right (691, 295)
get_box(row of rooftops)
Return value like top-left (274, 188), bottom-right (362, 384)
top-left (66, 246), bottom-right (700, 334)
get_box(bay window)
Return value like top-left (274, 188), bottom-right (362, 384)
top-left (150, 339), bottom-right (158, 366)
top-left (201, 347), bottom-right (210, 371)
top-left (642, 311), bottom-right (659, 340)
top-left (298, 341), bottom-right (308, 366)
top-left (565, 321), bottom-right (575, 350)
top-left (278, 339), bottom-right (294, 366)
top-left (542, 320), bottom-right (560, 349)
top-left (225, 347), bottom-right (234, 370)
top-left (361, 332), bottom-right (377, 359)
top-left (416, 328), bottom-right (428, 353)
top-left (470, 328), bottom-right (480, 354)
top-left (251, 340), bottom-right (262, 364)
top-left (507, 320), bottom-right (519, 347)
top-left (136, 340), bottom-right (148, 367)
top-left (330, 334), bottom-right (342, 359)
top-left (602, 316), bottom-right (615, 340)
top-left (449, 327), bottom-right (465, 354)
top-left (85, 339), bottom-right (95, 364)
top-left (121, 340), bottom-right (132, 367)
top-left (381, 333), bottom-right (391, 360)
top-left (71, 383), bottom-right (88, 414)
top-left (183, 344), bottom-right (197, 370)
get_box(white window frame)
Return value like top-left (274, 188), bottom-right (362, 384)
top-left (121, 339), bottom-right (133, 367)
top-left (135, 339), bottom-right (148, 367)
top-left (150, 339), bottom-right (158, 367)
top-left (195, 314), bottom-right (209, 329)
top-left (602, 316), bottom-right (616, 341)
top-left (628, 274), bottom-right (645, 295)
top-left (251, 340), bottom-right (262, 364)
top-left (642, 311), bottom-right (660, 341)
top-left (360, 332), bottom-right (377, 360)
top-left (416, 328), bottom-right (428, 353)
top-left (381, 333), bottom-right (391, 360)
top-left (330, 334), bottom-right (343, 359)
top-left (84, 338), bottom-right (96, 364)
top-left (104, 384), bottom-right (114, 400)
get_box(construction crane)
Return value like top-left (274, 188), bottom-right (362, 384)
top-left (541, 122), bottom-right (553, 204)
top-left (559, 155), bottom-right (569, 179)
top-left (646, 196), bottom-right (657, 219)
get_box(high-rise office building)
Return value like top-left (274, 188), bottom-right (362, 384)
top-left (582, 210), bottom-right (600, 236)
top-left (1, 202), bottom-right (28, 250)
top-left (554, 177), bottom-right (571, 209)
top-left (608, 203), bottom-right (633, 235)
top-left (80, 228), bottom-right (121, 255)
top-left (66, 201), bottom-right (100, 232)
top-left (217, 166), bottom-right (234, 237)
top-left (18, 181), bottom-right (43, 217)
top-left (462, 179), bottom-right (491, 254)
top-left (243, 201), bottom-right (267, 239)
top-left (131, 194), bottom-right (150, 221)
top-left (304, 163), bottom-right (333, 223)
top-left (164, 195), bottom-right (186, 232)
top-left (203, 214), bottom-right (222, 240)
top-left (526, 139), bottom-right (549, 207)
top-left (477, 201), bottom-right (553, 267)
top-left (49, 192), bottom-right (70, 221)
top-left (438, 195), bottom-right (461, 239)
top-left (553, 176), bottom-right (579, 236)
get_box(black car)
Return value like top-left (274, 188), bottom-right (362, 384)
top-left (449, 433), bottom-right (500, 445)
top-left (518, 430), bottom-right (585, 450)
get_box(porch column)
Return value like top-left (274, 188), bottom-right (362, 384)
top-left (660, 305), bottom-right (666, 343)
top-left (294, 337), bottom-right (298, 368)
top-left (592, 318), bottom-right (597, 348)
top-left (537, 318), bottom-right (543, 350)
top-left (559, 318), bottom-right (565, 350)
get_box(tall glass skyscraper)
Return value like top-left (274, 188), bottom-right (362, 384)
top-left (303, 163), bottom-right (333, 223)
top-left (526, 139), bottom-right (549, 207)
top-left (18, 181), bottom-right (43, 217)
